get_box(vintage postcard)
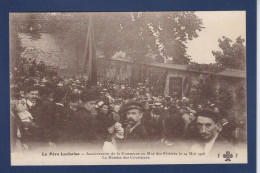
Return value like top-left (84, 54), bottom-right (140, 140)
top-left (9, 11), bottom-right (247, 165)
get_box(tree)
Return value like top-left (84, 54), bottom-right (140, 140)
top-left (10, 13), bottom-right (44, 70)
top-left (99, 12), bottom-right (204, 64)
top-left (10, 14), bottom-right (26, 70)
top-left (212, 36), bottom-right (246, 70)
top-left (22, 13), bottom-right (42, 40)
top-left (36, 12), bottom-right (203, 66)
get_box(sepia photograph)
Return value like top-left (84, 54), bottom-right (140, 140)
top-left (9, 11), bottom-right (247, 165)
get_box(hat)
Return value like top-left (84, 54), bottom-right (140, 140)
top-left (220, 118), bottom-right (228, 126)
top-left (134, 97), bottom-right (142, 102)
top-left (96, 100), bottom-right (108, 108)
top-left (172, 92), bottom-right (178, 97)
top-left (41, 78), bottom-right (49, 83)
top-left (165, 96), bottom-right (172, 102)
top-left (123, 101), bottom-right (144, 113)
top-left (182, 97), bottom-right (188, 102)
top-left (152, 102), bottom-right (163, 109)
top-left (114, 98), bottom-right (122, 104)
top-left (57, 82), bottom-right (63, 87)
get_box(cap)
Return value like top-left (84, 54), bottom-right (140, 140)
top-left (123, 101), bottom-right (144, 113)
top-left (96, 100), bottom-right (106, 108)
top-left (152, 102), bottom-right (163, 109)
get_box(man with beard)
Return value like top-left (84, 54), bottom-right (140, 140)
top-left (190, 109), bottom-right (232, 155)
top-left (122, 101), bottom-right (150, 149)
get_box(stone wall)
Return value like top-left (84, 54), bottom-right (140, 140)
top-left (97, 58), bottom-right (132, 82)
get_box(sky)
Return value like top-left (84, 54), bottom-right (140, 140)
top-left (186, 11), bottom-right (246, 64)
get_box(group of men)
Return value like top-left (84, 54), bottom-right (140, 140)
top-left (10, 58), bottom-right (244, 155)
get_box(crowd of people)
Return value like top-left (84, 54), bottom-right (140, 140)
top-left (10, 58), bottom-right (246, 155)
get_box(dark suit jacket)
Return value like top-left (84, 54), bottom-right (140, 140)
top-left (145, 116), bottom-right (166, 141)
top-left (21, 102), bottom-right (46, 143)
top-left (58, 107), bottom-right (97, 144)
top-left (47, 102), bottom-right (68, 143)
top-left (123, 122), bottom-right (150, 149)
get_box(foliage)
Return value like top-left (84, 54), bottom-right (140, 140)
top-left (212, 36), bottom-right (246, 70)
top-left (148, 68), bottom-right (168, 96)
top-left (189, 74), bottom-right (215, 106)
top-left (9, 14), bottom-right (25, 69)
top-left (187, 36), bottom-right (246, 72)
top-left (187, 62), bottom-right (226, 73)
top-left (29, 12), bottom-right (203, 66)
top-left (10, 13), bottom-right (47, 71)
top-left (21, 13), bottom-right (42, 40)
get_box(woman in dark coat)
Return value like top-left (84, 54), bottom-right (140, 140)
top-left (96, 101), bottom-right (120, 142)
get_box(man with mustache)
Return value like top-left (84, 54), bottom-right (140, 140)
top-left (122, 101), bottom-right (150, 149)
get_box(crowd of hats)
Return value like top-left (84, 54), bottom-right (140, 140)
top-left (10, 57), bottom-right (245, 133)
top-left (10, 58), bottom-right (224, 115)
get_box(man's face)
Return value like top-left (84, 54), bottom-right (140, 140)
top-left (126, 109), bottom-right (143, 125)
top-left (108, 125), bottom-right (114, 134)
top-left (214, 107), bottom-right (220, 112)
top-left (26, 90), bottom-right (39, 104)
top-left (189, 113), bottom-right (195, 121)
top-left (69, 101), bottom-right (78, 110)
top-left (152, 113), bottom-right (160, 121)
top-left (144, 102), bottom-right (149, 110)
top-left (20, 91), bottom-right (25, 98)
top-left (85, 100), bottom-right (97, 112)
top-left (196, 116), bottom-right (219, 142)
top-left (114, 105), bottom-right (121, 113)
top-left (48, 92), bottom-right (54, 101)
top-left (101, 105), bottom-right (109, 114)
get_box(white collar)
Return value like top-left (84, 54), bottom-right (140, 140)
top-left (26, 99), bottom-right (35, 108)
top-left (130, 121), bottom-right (141, 133)
top-left (70, 106), bottom-right (77, 111)
top-left (55, 103), bottom-right (64, 107)
top-left (204, 133), bottom-right (219, 155)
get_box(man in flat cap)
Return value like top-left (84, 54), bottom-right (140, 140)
top-left (122, 101), bottom-right (150, 149)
